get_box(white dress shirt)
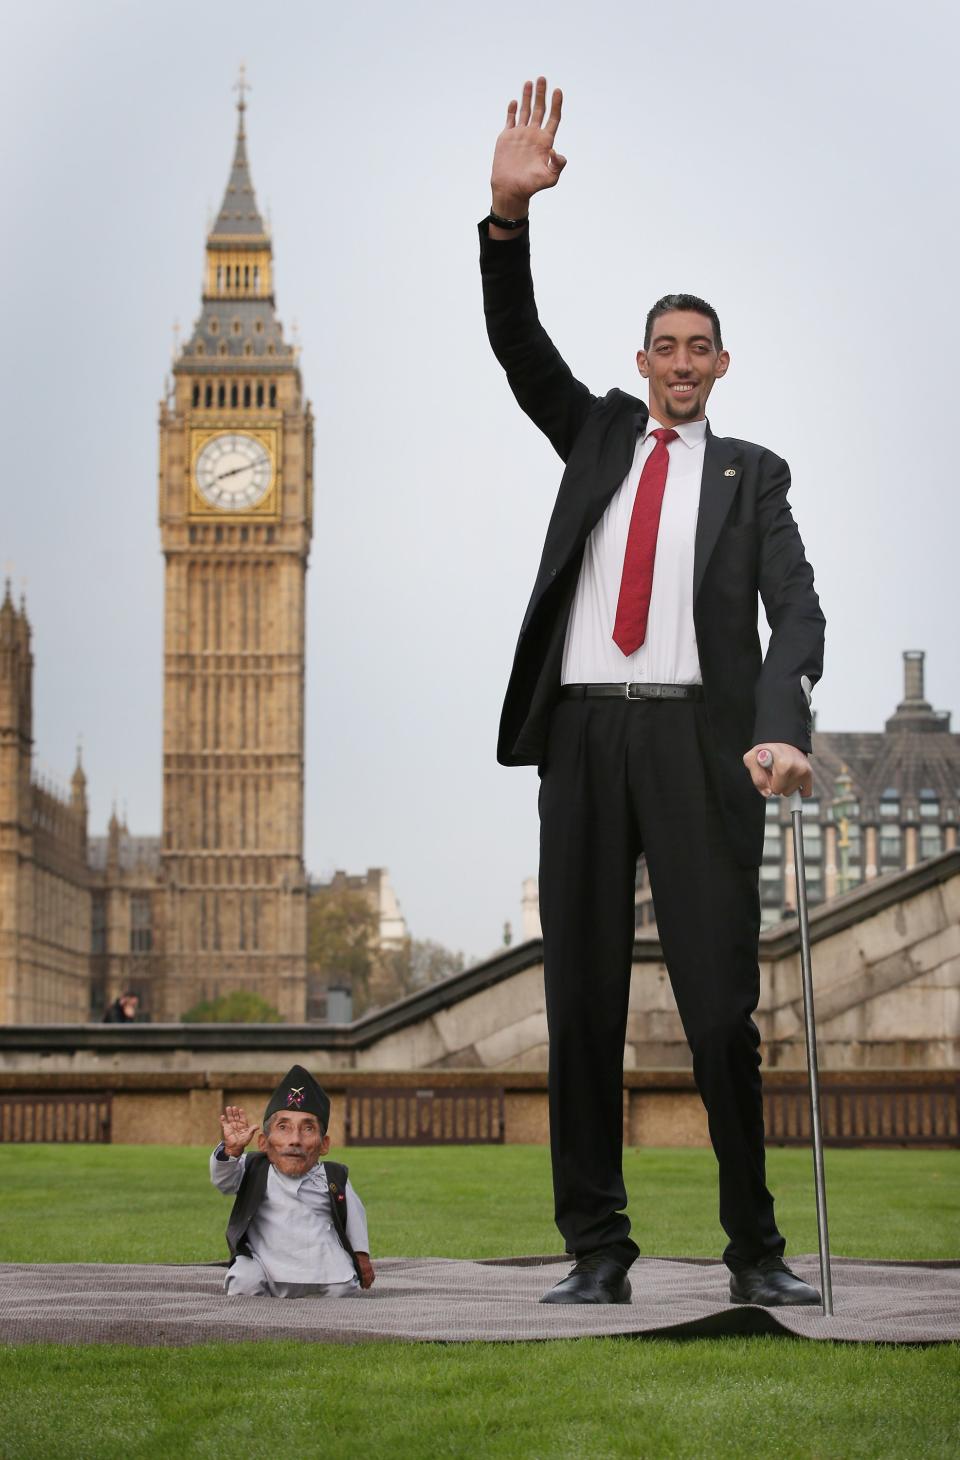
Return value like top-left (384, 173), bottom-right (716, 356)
top-left (561, 415), bottom-right (706, 685)
top-left (210, 1149), bottom-right (368, 1286)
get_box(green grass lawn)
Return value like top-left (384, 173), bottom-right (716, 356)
top-left (0, 1142), bottom-right (957, 1264)
top-left (0, 1144), bottom-right (958, 1459)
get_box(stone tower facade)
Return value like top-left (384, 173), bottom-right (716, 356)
top-left (156, 87), bottom-right (313, 1019)
top-left (0, 586), bottom-right (92, 1021)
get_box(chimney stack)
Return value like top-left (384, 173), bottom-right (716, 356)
top-left (885, 650), bottom-right (946, 733)
top-left (903, 650), bottom-right (925, 703)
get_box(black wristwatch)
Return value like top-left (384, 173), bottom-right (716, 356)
top-left (488, 209), bottom-right (529, 230)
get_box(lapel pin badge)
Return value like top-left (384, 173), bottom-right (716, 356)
top-left (724, 468), bottom-right (737, 477)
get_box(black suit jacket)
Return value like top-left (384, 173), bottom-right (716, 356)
top-left (479, 222), bottom-right (826, 867)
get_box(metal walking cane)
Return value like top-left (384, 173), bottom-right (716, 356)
top-left (758, 741), bottom-right (834, 1316)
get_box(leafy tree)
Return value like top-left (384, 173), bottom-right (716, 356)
top-left (380, 938), bottom-right (465, 1001)
top-left (306, 882), bottom-right (466, 1016)
top-left (182, 990), bottom-right (283, 1023)
top-left (307, 884), bottom-right (380, 1014)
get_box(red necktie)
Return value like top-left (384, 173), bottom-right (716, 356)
top-left (612, 427), bottom-right (679, 656)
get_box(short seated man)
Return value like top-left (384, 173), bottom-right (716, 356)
top-left (210, 1064), bottom-right (374, 1298)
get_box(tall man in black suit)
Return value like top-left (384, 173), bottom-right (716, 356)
top-left (480, 79), bottom-right (826, 1306)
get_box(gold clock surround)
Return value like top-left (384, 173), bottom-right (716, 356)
top-left (189, 423), bottom-right (281, 517)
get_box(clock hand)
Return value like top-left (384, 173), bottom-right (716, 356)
top-left (213, 461), bottom-right (260, 483)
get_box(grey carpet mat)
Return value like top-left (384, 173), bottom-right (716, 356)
top-left (0, 1257), bottom-right (957, 1346)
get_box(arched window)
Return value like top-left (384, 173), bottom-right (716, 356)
top-left (192, 384), bottom-right (200, 407)
top-left (216, 265), bottom-right (222, 290)
top-left (225, 265), bottom-right (231, 288)
top-left (269, 384), bottom-right (277, 407)
top-left (230, 384), bottom-right (238, 408)
top-left (218, 384), bottom-right (225, 407)
top-left (253, 266), bottom-right (260, 293)
top-left (205, 383), bottom-right (213, 407)
top-left (244, 265), bottom-right (250, 288)
top-left (256, 383), bottom-right (264, 407)
top-left (243, 383), bottom-right (251, 407)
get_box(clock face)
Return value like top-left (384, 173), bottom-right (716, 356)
top-left (194, 432), bottom-right (274, 511)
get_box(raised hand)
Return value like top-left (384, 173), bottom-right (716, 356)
top-left (219, 1104), bottom-right (260, 1157)
top-left (491, 76), bottom-right (565, 219)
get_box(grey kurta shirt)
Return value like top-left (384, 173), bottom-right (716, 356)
top-left (210, 1147), bottom-right (369, 1285)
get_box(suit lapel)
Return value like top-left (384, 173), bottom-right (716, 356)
top-left (580, 401), bottom-right (646, 531)
top-left (694, 433), bottom-right (742, 602)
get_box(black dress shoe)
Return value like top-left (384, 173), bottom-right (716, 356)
top-left (729, 1257), bottom-right (821, 1307)
top-left (540, 1253), bottom-right (632, 1305)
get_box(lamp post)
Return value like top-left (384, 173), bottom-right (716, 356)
top-left (833, 766), bottom-right (855, 897)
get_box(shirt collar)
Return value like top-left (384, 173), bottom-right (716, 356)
top-left (642, 415), bottom-right (708, 449)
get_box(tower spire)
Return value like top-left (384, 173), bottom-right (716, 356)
top-left (71, 739), bottom-right (88, 812)
top-left (234, 62), bottom-right (250, 140)
top-left (179, 71), bottom-right (296, 363)
top-left (211, 66), bottom-right (266, 241)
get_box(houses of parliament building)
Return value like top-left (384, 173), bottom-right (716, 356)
top-left (1, 89), bottom-right (315, 1023)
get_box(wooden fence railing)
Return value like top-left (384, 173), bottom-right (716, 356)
top-left (764, 1082), bottom-right (959, 1147)
top-left (345, 1086), bottom-right (505, 1146)
top-left (0, 1093), bottom-right (112, 1144)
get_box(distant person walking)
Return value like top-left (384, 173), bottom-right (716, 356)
top-left (102, 991), bottom-right (139, 1023)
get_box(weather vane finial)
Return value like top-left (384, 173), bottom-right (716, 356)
top-left (234, 63), bottom-right (251, 135)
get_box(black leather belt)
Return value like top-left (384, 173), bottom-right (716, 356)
top-left (560, 682), bottom-right (704, 702)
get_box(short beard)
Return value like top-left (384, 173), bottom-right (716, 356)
top-left (663, 394), bottom-right (700, 420)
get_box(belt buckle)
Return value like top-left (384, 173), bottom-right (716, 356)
top-left (625, 682), bottom-right (659, 700)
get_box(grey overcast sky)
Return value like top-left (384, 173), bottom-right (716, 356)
top-left (2, 0), bottom-right (956, 962)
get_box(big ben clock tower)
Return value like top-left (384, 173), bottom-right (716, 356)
top-left (158, 78), bottom-right (313, 1020)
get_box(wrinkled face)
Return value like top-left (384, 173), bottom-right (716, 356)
top-left (636, 310), bottom-right (729, 426)
top-left (258, 1110), bottom-right (330, 1177)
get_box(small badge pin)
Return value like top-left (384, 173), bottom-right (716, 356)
top-left (724, 468), bottom-right (737, 477)
top-left (286, 1085), bottom-right (305, 1108)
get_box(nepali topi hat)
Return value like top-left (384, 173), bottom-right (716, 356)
top-left (263, 1065), bottom-right (331, 1130)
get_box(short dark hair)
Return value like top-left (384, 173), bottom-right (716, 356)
top-left (644, 294), bottom-right (723, 352)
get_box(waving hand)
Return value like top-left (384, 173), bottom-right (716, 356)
top-left (219, 1104), bottom-right (260, 1158)
top-left (491, 77), bottom-right (565, 224)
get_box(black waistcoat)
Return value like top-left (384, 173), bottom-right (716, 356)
top-left (224, 1153), bottom-right (362, 1282)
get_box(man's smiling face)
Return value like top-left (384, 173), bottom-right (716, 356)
top-left (636, 310), bottom-right (730, 427)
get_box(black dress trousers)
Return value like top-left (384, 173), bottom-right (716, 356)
top-left (538, 695), bottom-right (786, 1272)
